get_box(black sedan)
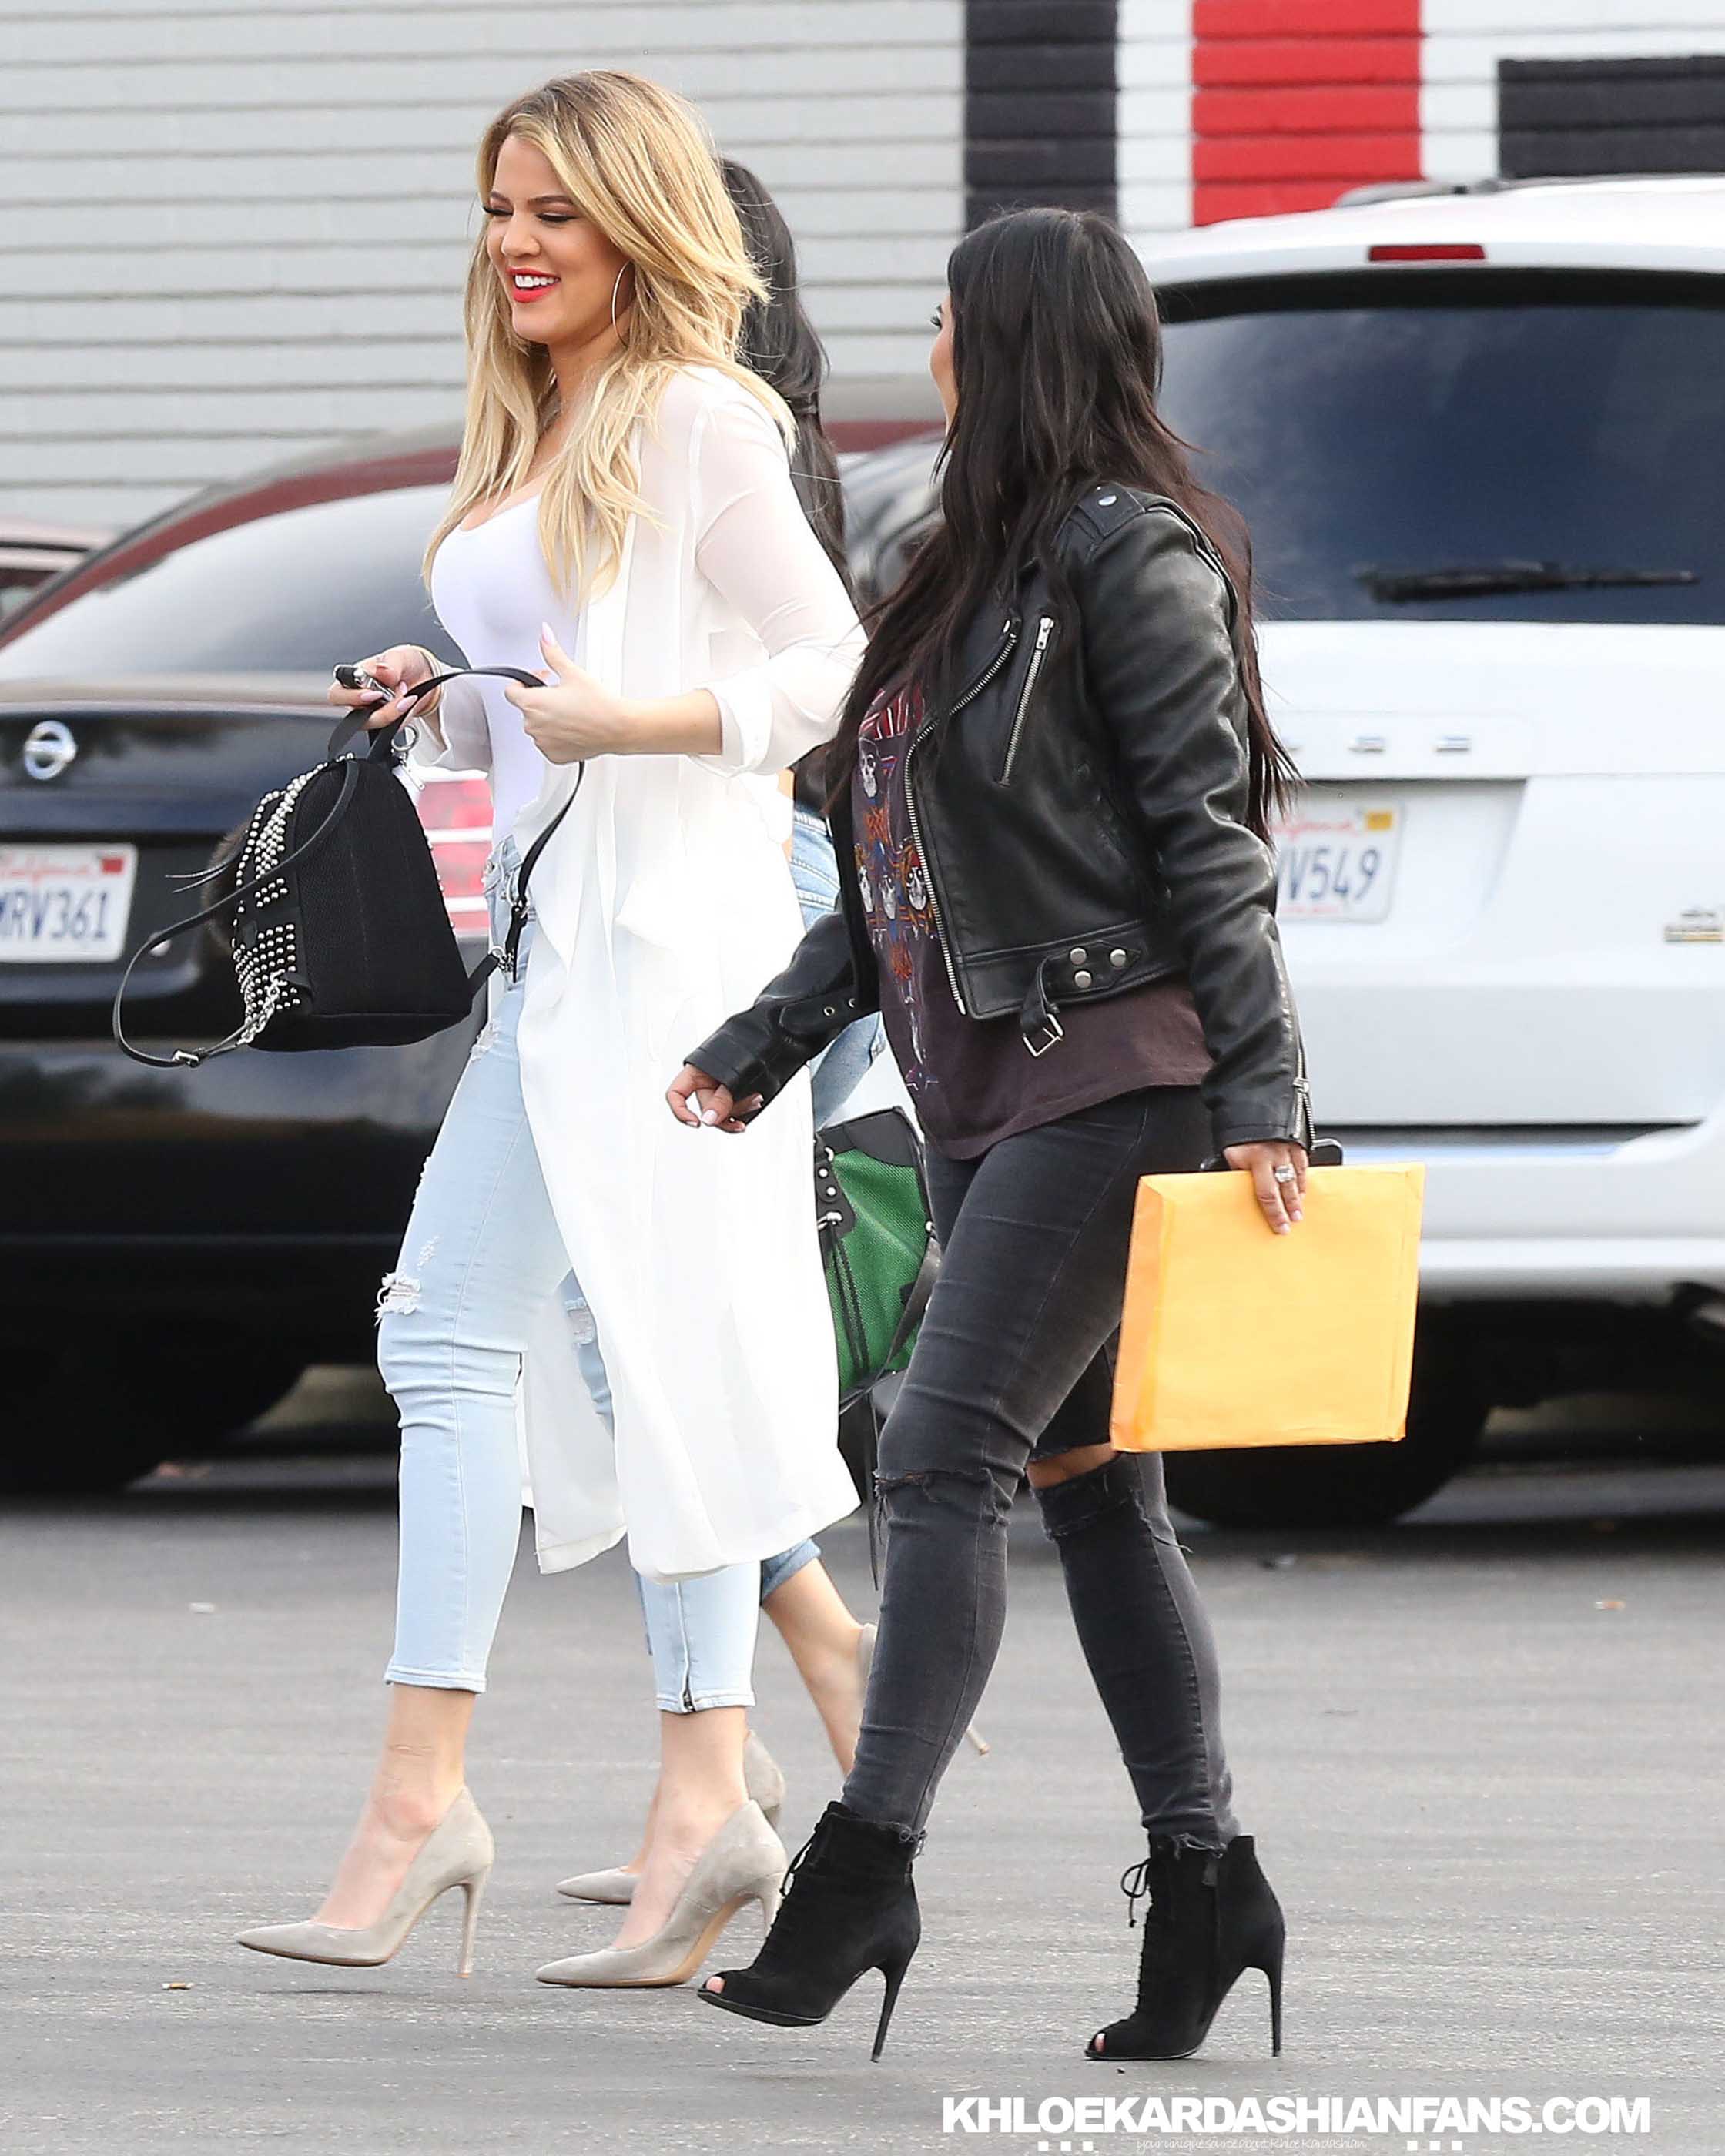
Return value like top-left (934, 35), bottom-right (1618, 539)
top-left (0, 425), bottom-right (945, 1495)
top-left (1, 433), bottom-right (497, 1491)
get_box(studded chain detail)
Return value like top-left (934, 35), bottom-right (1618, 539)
top-left (228, 767), bottom-right (320, 1046)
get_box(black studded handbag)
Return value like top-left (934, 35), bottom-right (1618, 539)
top-left (112, 667), bottom-right (578, 1068)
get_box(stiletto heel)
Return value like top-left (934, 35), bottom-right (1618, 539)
top-left (871, 1953), bottom-right (912, 2061)
top-left (236, 1788), bottom-right (496, 1972)
top-left (457, 1866), bottom-right (490, 1977)
top-left (1085, 1835), bottom-right (1286, 2062)
top-left (701, 1801), bottom-right (922, 2059)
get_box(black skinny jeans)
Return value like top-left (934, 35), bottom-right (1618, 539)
top-left (840, 1086), bottom-right (1240, 1849)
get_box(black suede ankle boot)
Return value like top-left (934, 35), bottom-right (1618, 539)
top-left (699, 1800), bottom-right (922, 2060)
top-left (1086, 1834), bottom-right (1285, 2061)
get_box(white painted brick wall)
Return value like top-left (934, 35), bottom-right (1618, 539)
top-left (0, 0), bottom-right (961, 525)
top-left (1421, 0), bottom-right (1725, 183)
top-left (1117, 0), bottom-right (1194, 253)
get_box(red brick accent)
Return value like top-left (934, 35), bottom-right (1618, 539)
top-left (1192, 1), bottom-right (1422, 226)
top-left (1195, 38), bottom-right (1416, 87)
top-left (1197, 131), bottom-right (1424, 182)
top-left (1194, 0), bottom-right (1418, 34)
top-left (1195, 85), bottom-right (1419, 134)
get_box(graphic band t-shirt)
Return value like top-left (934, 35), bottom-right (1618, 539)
top-left (852, 683), bottom-right (1212, 1160)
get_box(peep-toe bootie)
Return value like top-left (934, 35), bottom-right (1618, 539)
top-left (699, 1800), bottom-right (922, 2061)
top-left (1086, 1833), bottom-right (1285, 2061)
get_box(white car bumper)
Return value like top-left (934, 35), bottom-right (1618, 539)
top-left (1338, 1111), bottom-right (1725, 1301)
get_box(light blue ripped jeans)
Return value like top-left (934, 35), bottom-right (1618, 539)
top-left (379, 835), bottom-right (799, 1707)
top-left (618, 808), bottom-right (882, 1694)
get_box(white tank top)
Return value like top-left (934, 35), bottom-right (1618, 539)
top-left (429, 493), bottom-right (580, 845)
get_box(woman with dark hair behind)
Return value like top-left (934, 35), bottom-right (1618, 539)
top-left (722, 159), bottom-right (848, 581)
top-left (670, 206), bottom-right (1308, 2059)
top-left (721, 158), bottom-right (880, 1109)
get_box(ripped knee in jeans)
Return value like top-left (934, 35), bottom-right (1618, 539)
top-left (876, 1463), bottom-right (987, 1493)
top-left (874, 1461), bottom-right (1017, 1522)
top-left (376, 1230), bottom-right (444, 1323)
top-left (375, 1270), bottom-right (422, 1319)
top-left (1033, 1451), bottom-right (1164, 1542)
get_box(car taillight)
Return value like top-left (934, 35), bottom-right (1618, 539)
top-left (1367, 243), bottom-right (1486, 263)
top-left (409, 768), bottom-right (492, 937)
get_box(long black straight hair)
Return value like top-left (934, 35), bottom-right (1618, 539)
top-left (829, 206), bottom-right (1295, 838)
top-left (722, 158), bottom-right (848, 584)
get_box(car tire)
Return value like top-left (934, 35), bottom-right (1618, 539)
top-left (1161, 1327), bottom-right (1488, 1530)
top-left (0, 1337), bottom-right (305, 1496)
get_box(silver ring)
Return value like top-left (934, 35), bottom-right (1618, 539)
top-left (1272, 1163), bottom-right (1298, 1183)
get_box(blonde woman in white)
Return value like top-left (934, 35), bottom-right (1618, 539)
top-left (236, 72), bottom-right (863, 1985)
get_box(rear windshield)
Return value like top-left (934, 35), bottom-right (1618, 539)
top-left (1154, 270), bottom-right (1725, 624)
top-left (0, 485), bottom-right (464, 678)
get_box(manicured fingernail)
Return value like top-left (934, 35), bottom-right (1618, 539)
top-left (701, 1110), bottom-right (718, 1126)
top-left (540, 620), bottom-right (555, 642)
top-left (1276, 1221), bottom-right (1289, 1234)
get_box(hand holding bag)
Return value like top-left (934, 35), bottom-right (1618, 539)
top-left (112, 668), bottom-right (577, 1068)
top-left (1109, 1162), bottom-right (1426, 1453)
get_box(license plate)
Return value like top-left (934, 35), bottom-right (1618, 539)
top-left (1274, 804), bottom-right (1400, 922)
top-left (0, 842), bottom-right (138, 962)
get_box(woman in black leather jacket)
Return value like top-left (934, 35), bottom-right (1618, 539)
top-left (667, 206), bottom-right (1308, 2062)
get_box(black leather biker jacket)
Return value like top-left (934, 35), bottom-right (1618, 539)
top-left (688, 482), bottom-right (1312, 1155)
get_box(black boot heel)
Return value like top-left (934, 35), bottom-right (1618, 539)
top-left (700, 1802), bottom-right (922, 2061)
top-left (1084, 1833), bottom-right (1286, 2062)
top-left (871, 1949), bottom-right (914, 2062)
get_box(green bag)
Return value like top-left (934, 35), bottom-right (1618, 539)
top-left (815, 1108), bottom-right (939, 1410)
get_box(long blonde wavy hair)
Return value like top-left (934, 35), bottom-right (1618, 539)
top-left (421, 71), bottom-right (794, 605)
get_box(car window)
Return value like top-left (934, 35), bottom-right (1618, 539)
top-left (1154, 270), bottom-right (1725, 624)
top-left (0, 486), bottom-right (465, 678)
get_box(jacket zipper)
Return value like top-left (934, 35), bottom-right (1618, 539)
top-left (1000, 613), bottom-right (1055, 782)
top-left (903, 616), bottom-right (1020, 1015)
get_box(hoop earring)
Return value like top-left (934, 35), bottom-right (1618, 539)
top-left (610, 263), bottom-right (631, 336)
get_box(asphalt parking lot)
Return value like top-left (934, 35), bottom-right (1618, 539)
top-left (6, 1375), bottom-right (1723, 2156)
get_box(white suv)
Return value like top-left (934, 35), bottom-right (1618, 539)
top-left (849, 178), bottom-right (1725, 1524)
top-left (1117, 176), bottom-right (1725, 1525)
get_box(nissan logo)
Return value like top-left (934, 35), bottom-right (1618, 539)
top-left (23, 719), bottom-right (78, 782)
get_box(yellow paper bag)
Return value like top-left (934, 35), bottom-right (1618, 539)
top-left (1109, 1164), bottom-right (1425, 1453)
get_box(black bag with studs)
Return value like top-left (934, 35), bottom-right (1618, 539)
top-left (112, 667), bottom-right (574, 1069)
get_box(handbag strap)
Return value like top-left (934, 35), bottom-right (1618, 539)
top-left (332, 668), bottom-right (583, 995)
top-left (879, 1238), bottom-right (940, 1375)
top-left (466, 772), bottom-right (582, 993)
top-left (111, 757), bottom-right (360, 1068)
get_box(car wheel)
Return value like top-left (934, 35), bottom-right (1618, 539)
top-left (0, 1337), bottom-right (305, 1496)
top-left (1161, 1328), bottom-right (1488, 1530)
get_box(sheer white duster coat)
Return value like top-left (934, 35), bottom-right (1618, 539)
top-left (412, 366), bottom-right (865, 1582)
